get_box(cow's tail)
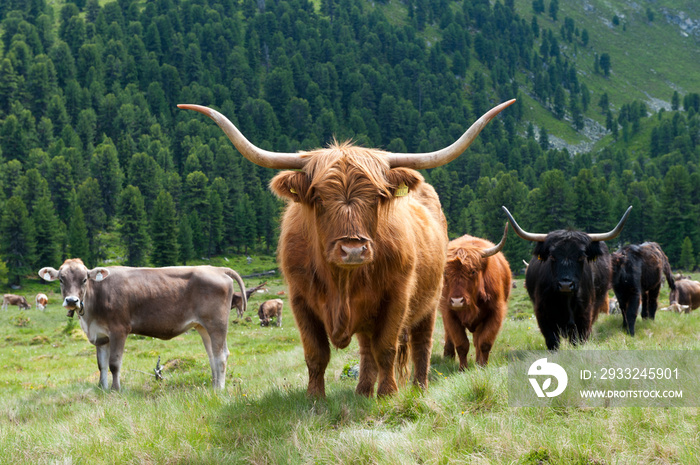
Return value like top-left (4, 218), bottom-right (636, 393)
top-left (396, 329), bottom-right (410, 387)
top-left (662, 254), bottom-right (676, 291)
top-left (224, 269), bottom-right (247, 314)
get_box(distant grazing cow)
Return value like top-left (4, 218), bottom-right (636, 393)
top-left (232, 282), bottom-right (267, 318)
top-left (611, 242), bottom-right (675, 336)
top-left (39, 259), bottom-right (246, 390)
top-left (608, 296), bottom-right (621, 314)
top-left (35, 293), bottom-right (48, 311)
top-left (180, 99), bottom-right (514, 397)
top-left (258, 299), bottom-right (283, 327)
top-left (440, 225), bottom-right (511, 370)
top-left (2, 294), bottom-right (30, 311)
top-left (503, 206), bottom-right (632, 350)
top-left (666, 278), bottom-right (700, 313)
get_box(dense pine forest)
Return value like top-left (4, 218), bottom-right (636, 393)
top-left (0, 0), bottom-right (699, 285)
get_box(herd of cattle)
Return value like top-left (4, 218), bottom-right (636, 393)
top-left (3, 99), bottom-right (698, 398)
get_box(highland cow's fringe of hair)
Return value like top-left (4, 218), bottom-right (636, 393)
top-left (395, 329), bottom-right (410, 386)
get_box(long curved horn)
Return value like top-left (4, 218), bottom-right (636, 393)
top-left (177, 104), bottom-right (306, 169)
top-left (386, 99), bottom-right (516, 169)
top-left (501, 206), bottom-right (547, 242)
top-left (587, 206), bottom-right (633, 242)
top-left (481, 222), bottom-right (508, 258)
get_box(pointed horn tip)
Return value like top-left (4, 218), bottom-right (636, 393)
top-left (177, 103), bottom-right (211, 113)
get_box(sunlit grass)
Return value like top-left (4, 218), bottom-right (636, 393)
top-left (0, 271), bottom-right (698, 463)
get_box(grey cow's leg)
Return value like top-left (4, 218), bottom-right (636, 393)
top-left (96, 344), bottom-right (110, 389)
top-left (108, 334), bottom-right (127, 391)
top-left (196, 325), bottom-right (229, 389)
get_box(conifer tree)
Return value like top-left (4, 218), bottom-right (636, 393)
top-left (67, 204), bottom-right (90, 263)
top-left (0, 196), bottom-right (36, 286)
top-left (150, 190), bottom-right (179, 267)
top-left (118, 185), bottom-right (150, 266)
top-left (679, 237), bottom-right (695, 271)
top-left (178, 215), bottom-right (194, 265)
top-left (32, 195), bottom-right (62, 268)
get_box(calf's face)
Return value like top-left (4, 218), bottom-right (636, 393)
top-left (444, 251), bottom-right (486, 313)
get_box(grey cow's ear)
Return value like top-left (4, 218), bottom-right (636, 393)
top-left (88, 267), bottom-right (110, 282)
top-left (39, 267), bottom-right (59, 282)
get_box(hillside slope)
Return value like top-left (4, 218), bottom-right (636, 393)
top-left (510, 0), bottom-right (700, 150)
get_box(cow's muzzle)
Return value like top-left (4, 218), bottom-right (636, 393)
top-left (558, 280), bottom-right (576, 293)
top-left (450, 297), bottom-right (466, 309)
top-left (63, 296), bottom-right (80, 309)
top-left (332, 237), bottom-right (374, 266)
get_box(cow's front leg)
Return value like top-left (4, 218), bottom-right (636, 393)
top-left (108, 333), bottom-right (127, 391)
top-left (442, 310), bottom-right (469, 370)
top-left (292, 297), bottom-right (330, 397)
top-left (473, 316), bottom-right (502, 367)
top-left (355, 333), bottom-right (378, 397)
top-left (96, 344), bottom-right (110, 390)
top-left (409, 310), bottom-right (437, 386)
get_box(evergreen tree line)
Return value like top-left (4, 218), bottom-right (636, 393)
top-left (0, 0), bottom-right (698, 286)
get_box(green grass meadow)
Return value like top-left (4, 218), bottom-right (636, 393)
top-left (1, 268), bottom-right (699, 464)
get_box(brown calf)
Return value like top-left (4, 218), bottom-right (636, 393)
top-left (258, 299), bottom-right (283, 327)
top-left (440, 226), bottom-right (511, 369)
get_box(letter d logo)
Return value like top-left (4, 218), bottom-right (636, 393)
top-left (528, 358), bottom-right (568, 398)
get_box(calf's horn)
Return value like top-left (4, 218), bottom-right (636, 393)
top-left (178, 99), bottom-right (516, 170)
top-left (481, 222), bottom-right (508, 258)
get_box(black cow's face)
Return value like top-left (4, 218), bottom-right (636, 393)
top-left (533, 231), bottom-right (606, 294)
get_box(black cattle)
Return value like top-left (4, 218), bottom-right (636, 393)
top-left (503, 206), bottom-right (632, 350)
top-left (611, 242), bottom-right (675, 336)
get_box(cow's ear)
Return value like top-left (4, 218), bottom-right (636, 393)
top-left (88, 267), bottom-right (110, 282)
top-left (384, 168), bottom-right (424, 198)
top-left (270, 171), bottom-right (311, 203)
top-left (586, 241), bottom-right (605, 260)
top-left (532, 242), bottom-right (548, 261)
top-left (39, 267), bottom-right (59, 282)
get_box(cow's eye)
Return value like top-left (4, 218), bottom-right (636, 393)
top-left (82, 278), bottom-right (87, 284)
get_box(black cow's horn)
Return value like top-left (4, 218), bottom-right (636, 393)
top-left (481, 222), bottom-right (508, 258)
top-left (502, 205), bottom-right (633, 243)
top-left (178, 99), bottom-right (516, 170)
top-left (587, 206), bottom-right (633, 242)
top-left (501, 206), bottom-right (547, 242)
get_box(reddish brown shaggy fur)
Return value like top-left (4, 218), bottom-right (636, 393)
top-left (440, 235), bottom-right (511, 369)
top-left (270, 142), bottom-right (448, 398)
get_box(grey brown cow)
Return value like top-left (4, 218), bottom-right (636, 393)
top-left (39, 259), bottom-right (246, 390)
top-left (232, 282), bottom-right (267, 318)
top-left (2, 294), bottom-right (30, 311)
top-left (665, 279), bottom-right (700, 313)
top-left (258, 299), bottom-right (283, 327)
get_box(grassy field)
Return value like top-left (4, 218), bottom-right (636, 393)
top-left (1, 264), bottom-right (699, 464)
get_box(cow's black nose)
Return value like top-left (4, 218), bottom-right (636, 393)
top-left (64, 296), bottom-right (80, 308)
top-left (558, 280), bottom-right (575, 293)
